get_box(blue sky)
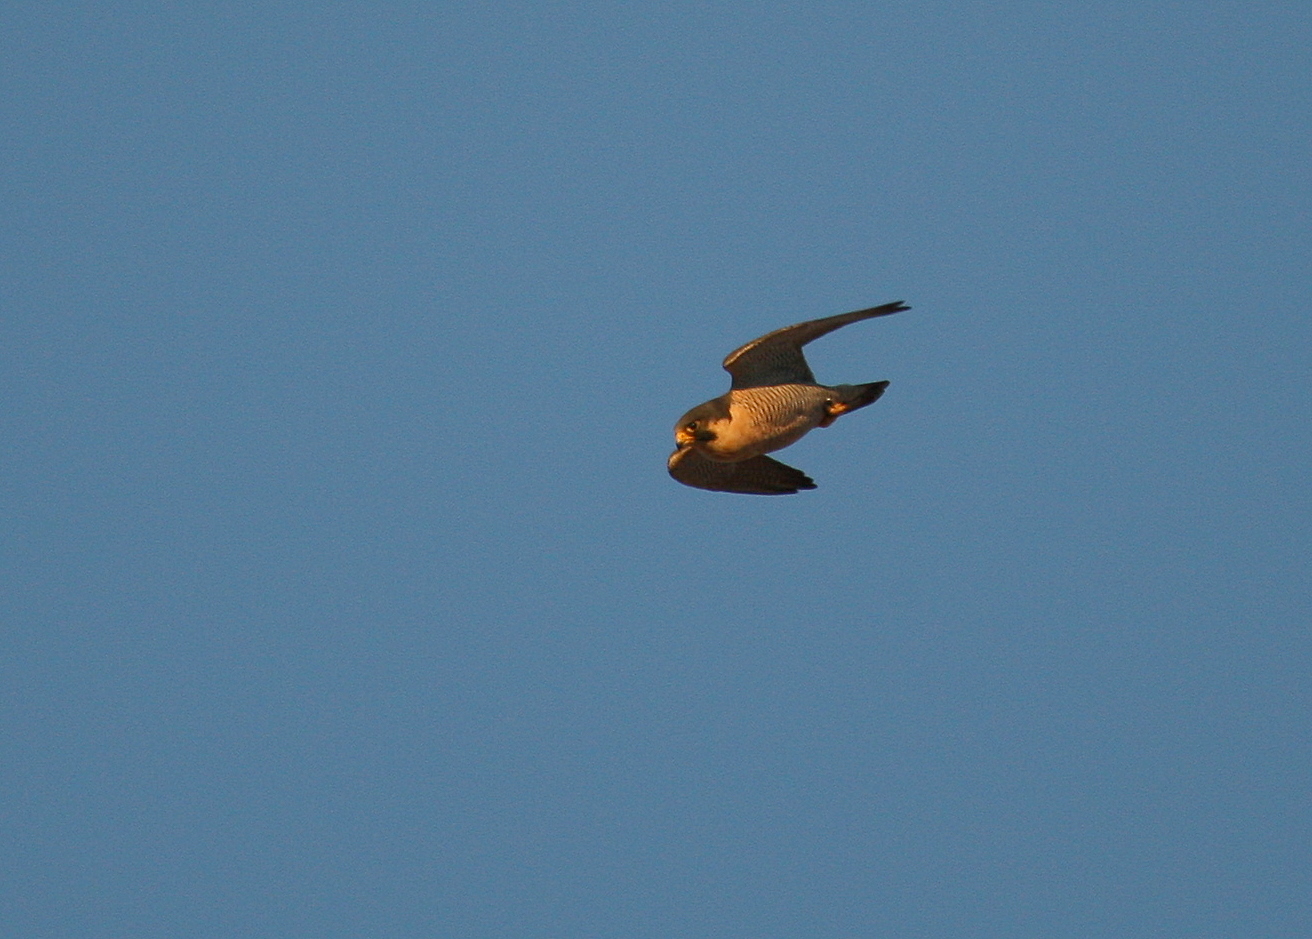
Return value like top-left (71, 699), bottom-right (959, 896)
top-left (3, 4), bottom-right (1309, 937)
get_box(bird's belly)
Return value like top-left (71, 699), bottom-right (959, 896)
top-left (702, 387), bottom-right (826, 461)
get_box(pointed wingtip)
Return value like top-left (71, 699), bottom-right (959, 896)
top-left (853, 300), bottom-right (910, 317)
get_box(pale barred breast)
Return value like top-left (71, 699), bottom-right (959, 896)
top-left (722, 384), bottom-right (832, 455)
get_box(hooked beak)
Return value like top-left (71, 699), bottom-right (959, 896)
top-left (676, 427), bottom-right (717, 447)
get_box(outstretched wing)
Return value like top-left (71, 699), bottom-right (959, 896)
top-left (668, 447), bottom-right (817, 495)
top-left (722, 301), bottom-right (909, 390)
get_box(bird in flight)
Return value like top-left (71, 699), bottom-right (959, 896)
top-left (668, 301), bottom-right (909, 494)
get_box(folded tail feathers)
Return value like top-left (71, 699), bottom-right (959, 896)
top-left (840, 380), bottom-right (889, 410)
top-left (818, 381), bottom-right (888, 427)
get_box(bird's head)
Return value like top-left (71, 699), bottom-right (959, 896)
top-left (673, 399), bottom-right (728, 448)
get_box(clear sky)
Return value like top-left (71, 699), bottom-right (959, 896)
top-left (3, 4), bottom-right (1309, 937)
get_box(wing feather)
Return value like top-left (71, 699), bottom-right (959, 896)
top-left (722, 301), bottom-right (909, 389)
top-left (667, 447), bottom-right (816, 495)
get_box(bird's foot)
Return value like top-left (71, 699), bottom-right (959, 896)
top-left (818, 400), bottom-right (850, 428)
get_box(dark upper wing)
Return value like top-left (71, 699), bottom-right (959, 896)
top-left (667, 447), bottom-right (816, 495)
top-left (722, 301), bottom-right (909, 390)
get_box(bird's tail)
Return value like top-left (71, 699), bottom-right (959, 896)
top-left (819, 381), bottom-right (889, 427)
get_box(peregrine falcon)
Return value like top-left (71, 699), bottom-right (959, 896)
top-left (668, 301), bottom-right (909, 494)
